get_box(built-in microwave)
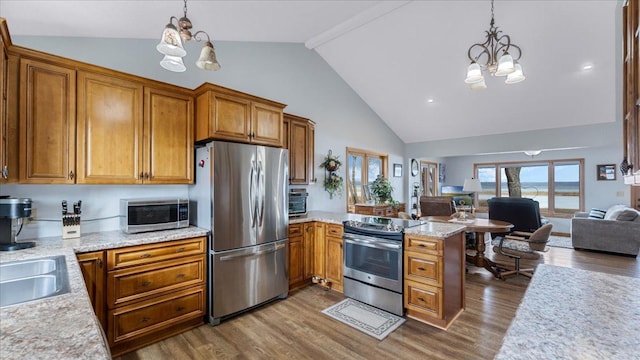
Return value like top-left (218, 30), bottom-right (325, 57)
top-left (289, 189), bottom-right (308, 217)
top-left (120, 198), bottom-right (189, 234)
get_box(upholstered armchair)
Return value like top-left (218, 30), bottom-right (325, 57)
top-left (491, 224), bottom-right (553, 279)
top-left (419, 196), bottom-right (456, 217)
top-left (487, 197), bottom-right (545, 238)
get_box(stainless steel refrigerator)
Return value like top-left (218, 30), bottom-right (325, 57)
top-left (189, 141), bottom-right (289, 325)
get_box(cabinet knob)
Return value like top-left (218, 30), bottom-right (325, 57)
top-left (1, 165), bottom-right (7, 179)
top-left (176, 247), bottom-right (185, 253)
top-left (141, 281), bottom-right (151, 287)
top-left (418, 297), bottom-right (425, 302)
top-left (176, 306), bottom-right (185, 312)
top-left (97, 258), bottom-right (102, 268)
top-left (69, 170), bottom-right (74, 180)
top-left (141, 317), bottom-right (151, 323)
top-left (176, 273), bottom-right (185, 279)
top-left (144, 172), bottom-right (150, 180)
top-left (417, 267), bottom-right (426, 271)
top-left (139, 172), bottom-right (144, 179)
top-left (140, 253), bottom-right (151, 258)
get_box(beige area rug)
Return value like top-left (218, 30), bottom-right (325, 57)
top-left (547, 235), bottom-right (573, 249)
top-left (321, 298), bottom-right (405, 340)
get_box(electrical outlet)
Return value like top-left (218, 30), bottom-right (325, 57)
top-left (616, 191), bottom-right (625, 197)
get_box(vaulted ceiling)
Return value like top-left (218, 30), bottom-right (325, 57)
top-left (0, 0), bottom-right (621, 144)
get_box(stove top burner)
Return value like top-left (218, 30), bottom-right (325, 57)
top-left (343, 216), bottom-right (424, 234)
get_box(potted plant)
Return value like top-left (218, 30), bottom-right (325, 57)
top-left (369, 175), bottom-right (394, 204)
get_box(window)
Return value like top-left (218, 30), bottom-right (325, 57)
top-left (346, 148), bottom-right (388, 212)
top-left (474, 159), bottom-right (584, 217)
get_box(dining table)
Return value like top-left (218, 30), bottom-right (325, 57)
top-left (421, 216), bottom-right (514, 278)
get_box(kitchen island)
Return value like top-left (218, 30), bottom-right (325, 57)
top-left (496, 264), bottom-right (640, 359)
top-left (0, 227), bottom-right (207, 360)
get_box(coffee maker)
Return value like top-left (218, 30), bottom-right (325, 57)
top-left (0, 197), bottom-right (34, 251)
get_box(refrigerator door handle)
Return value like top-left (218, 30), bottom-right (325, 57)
top-left (257, 160), bottom-right (265, 227)
top-left (219, 242), bottom-right (286, 261)
top-left (249, 160), bottom-right (257, 228)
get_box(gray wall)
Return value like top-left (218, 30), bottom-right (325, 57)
top-left (3, 35), bottom-right (405, 239)
top-left (407, 121), bottom-right (627, 233)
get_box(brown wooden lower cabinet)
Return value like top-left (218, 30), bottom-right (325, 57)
top-left (404, 232), bottom-right (465, 330)
top-left (77, 251), bottom-right (106, 331)
top-left (288, 221), bottom-right (343, 293)
top-left (75, 236), bottom-right (207, 357)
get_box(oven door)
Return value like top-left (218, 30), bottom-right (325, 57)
top-left (343, 233), bottom-right (403, 293)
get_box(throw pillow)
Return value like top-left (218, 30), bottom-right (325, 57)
top-left (617, 210), bottom-right (639, 221)
top-left (588, 208), bottom-right (607, 219)
top-left (604, 204), bottom-right (628, 220)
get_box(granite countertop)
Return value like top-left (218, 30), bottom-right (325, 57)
top-left (404, 221), bottom-right (467, 238)
top-left (496, 264), bottom-right (640, 359)
top-left (0, 226), bottom-right (208, 360)
top-left (289, 210), bottom-right (365, 225)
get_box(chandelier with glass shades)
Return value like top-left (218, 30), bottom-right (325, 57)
top-left (156, 0), bottom-right (221, 72)
top-left (464, 0), bottom-right (525, 89)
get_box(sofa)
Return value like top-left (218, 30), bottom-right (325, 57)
top-left (571, 205), bottom-right (640, 256)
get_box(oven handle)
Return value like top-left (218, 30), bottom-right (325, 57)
top-left (343, 234), bottom-right (402, 250)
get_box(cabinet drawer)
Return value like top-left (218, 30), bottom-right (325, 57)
top-left (108, 285), bottom-right (205, 344)
top-left (107, 237), bottom-right (206, 270)
top-left (108, 255), bottom-right (205, 307)
top-left (405, 252), bottom-right (442, 287)
top-left (289, 223), bottom-right (304, 237)
top-left (325, 223), bottom-right (343, 237)
top-left (405, 280), bottom-right (442, 319)
top-left (405, 235), bottom-right (442, 255)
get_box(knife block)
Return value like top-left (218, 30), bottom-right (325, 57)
top-left (62, 214), bottom-right (81, 239)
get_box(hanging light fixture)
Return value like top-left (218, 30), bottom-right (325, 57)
top-left (465, 0), bottom-right (524, 89)
top-left (523, 150), bottom-right (542, 158)
top-left (156, 0), bottom-right (221, 72)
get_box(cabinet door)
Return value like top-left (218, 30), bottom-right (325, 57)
top-left (282, 117), bottom-right (289, 150)
top-left (77, 251), bottom-right (106, 331)
top-left (308, 121), bottom-right (315, 183)
top-left (212, 92), bottom-right (251, 142)
top-left (251, 101), bottom-right (282, 147)
top-left (313, 222), bottom-right (325, 279)
top-left (76, 71), bottom-right (143, 184)
top-left (303, 222), bottom-right (315, 279)
top-left (144, 87), bottom-right (193, 184)
top-left (289, 118), bottom-right (310, 184)
top-left (19, 59), bottom-right (76, 183)
top-left (325, 235), bottom-right (343, 292)
top-left (0, 35), bottom-right (6, 182)
top-left (288, 224), bottom-right (304, 288)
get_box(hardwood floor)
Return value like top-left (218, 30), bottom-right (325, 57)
top-left (116, 244), bottom-right (639, 360)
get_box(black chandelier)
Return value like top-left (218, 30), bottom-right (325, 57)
top-left (464, 0), bottom-right (525, 89)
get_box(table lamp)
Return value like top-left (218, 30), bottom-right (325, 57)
top-left (463, 178), bottom-right (482, 215)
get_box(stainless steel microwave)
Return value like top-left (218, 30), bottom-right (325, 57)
top-left (120, 198), bottom-right (189, 234)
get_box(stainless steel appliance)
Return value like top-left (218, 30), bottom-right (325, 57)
top-left (288, 189), bottom-right (308, 217)
top-left (119, 198), bottom-right (189, 234)
top-left (343, 216), bottom-right (423, 316)
top-left (0, 197), bottom-right (34, 251)
top-left (189, 142), bottom-right (289, 325)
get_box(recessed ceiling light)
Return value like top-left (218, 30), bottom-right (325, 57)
top-left (582, 64), bottom-right (593, 71)
top-left (427, 98), bottom-right (434, 103)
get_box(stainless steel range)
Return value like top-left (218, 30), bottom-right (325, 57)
top-left (343, 216), bottom-right (423, 316)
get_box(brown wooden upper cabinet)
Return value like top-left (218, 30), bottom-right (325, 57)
top-left (283, 113), bottom-right (315, 185)
top-left (194, 83), bottom-right (285, 147)
top-left (0, 24), bottom-right (9, 183)
top-left (19, 57), bottom-right (76, 184)
top-left (76, 71), bottom-right (193, 184)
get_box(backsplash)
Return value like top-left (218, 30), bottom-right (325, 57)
top-left (1, 184), bottom-right (189, 239)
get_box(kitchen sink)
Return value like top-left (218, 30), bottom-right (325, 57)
top-left (0, 255), bottom-right (70, 308)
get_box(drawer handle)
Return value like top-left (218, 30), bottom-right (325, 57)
top-left (418, 297), bottom-right (426, 302)
top-left (140, 253), bottom-right (151, 258)
top-left (176, 274), bottom-right (185, 279)
top-left (176, 247), bottom-right (185, 253)
top-left (176, 306), bottom-right (185, 312)
top-left (141, 317), bottom-right (151, 323)
top-left (418, 244), bottom-right (426, 247)
top-left (142, 281), bottom-right (151, 287)
top-left (417, 267), bottom-right (426, 271)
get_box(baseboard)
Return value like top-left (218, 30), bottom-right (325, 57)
top-left (551, 231), bottom-right (570, 237)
